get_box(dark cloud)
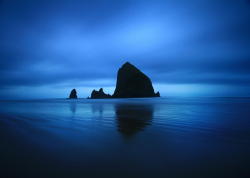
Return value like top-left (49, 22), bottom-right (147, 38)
top-left (0, 0), bottom-right (250, 98)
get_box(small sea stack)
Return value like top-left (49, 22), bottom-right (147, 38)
top-left (69, 89), bottom-right (77, 99)
top-left (90, 88), bottom-right (112, 99)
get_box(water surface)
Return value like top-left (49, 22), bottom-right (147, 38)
top-left (0, 97), bottom-right (250, 178)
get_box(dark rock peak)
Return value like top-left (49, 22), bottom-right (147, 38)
top-left (122, 61), bottom-right (132, 68)
top-left (90, 88), bottom-right (112, 99)
top-left (120, 62), bottom-right (143, 75)
top-left (113, 62), bottom-right (160, 98)
top-left (69, 89), bottom-right (77, 99)
top-left (155, 91), bottom-right (160, 97)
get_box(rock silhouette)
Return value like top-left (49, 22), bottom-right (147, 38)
top-left (69, 89), bottom-right (77, 99)
top-left (90, 88), bottom-right (112, 99)
top-left (113, 62), bottom-right (160, 98)
top-left (155, 91), bottom-right (160, 97)
top-left (88, 62), bottom-right (160, 99)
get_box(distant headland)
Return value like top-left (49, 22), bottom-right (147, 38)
top-left (69, 62), bottom-right (160, 99)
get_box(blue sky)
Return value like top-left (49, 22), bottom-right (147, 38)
top-left (0, 0), bottom-right (250, 99)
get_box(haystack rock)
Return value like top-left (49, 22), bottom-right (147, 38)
top-left (69, 89), bottom-right (77, 99)
top-left (90, 88), bottom-right (112, 99)
top-left (113, 62), bottom-right (160, 98)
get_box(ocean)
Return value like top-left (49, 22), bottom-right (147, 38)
top-left (0, 97), bottom-right (250, 178)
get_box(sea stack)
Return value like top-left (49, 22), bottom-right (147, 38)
top-left (88, 62), bottom-right (160, 99)
top-left (90, 88), bottom-right (112, 99)
top-left (113, 62), bottom-right (160, 98)
top-left (69, 89), bottom-right (77, 99)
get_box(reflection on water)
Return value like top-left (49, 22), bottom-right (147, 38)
top-left (115, 104), bottom-right (154, 137)
top-left (69, 101), bottom-right (77, 114)
top-left (91, 103), bottom-right (104, 115)
top-left (1, 98), bottom-right (250, 178)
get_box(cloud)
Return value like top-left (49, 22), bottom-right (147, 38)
top-left (0, 0), bottom-right (250, 98)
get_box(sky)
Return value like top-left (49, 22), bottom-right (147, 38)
top-left (0, 0), bottom-right (250, 99)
